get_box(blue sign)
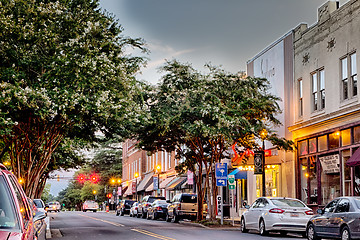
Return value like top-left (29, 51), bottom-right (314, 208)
top-left (153, 176), bottom-right (159, 190)
top-left (215, 163), bottom-right (228, 179)
top-left (216, 178), bottom-right (227, 187)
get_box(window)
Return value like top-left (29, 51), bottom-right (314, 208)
top-left (341, 129), bottom-right (351, 146)
top-left (299, 140), bottom-right (308, 155)
top-left (341, 53), bottom-right (357, 100)
top-left (299, 79), bottom-right (303, 116)
top-left (309, 138), bottom-right (317, 153)
top-left (318, 135), bottom-right (328, 152)
top-left (329, 131), bottom-right (340, 149)
top-left (355, 126), bottom-right (360, 143)
top-left (324, 199), bottom-right (340, 213)
top-left (311, 69), bottom-right (325, 111)
top-left (312, 72), bottom-right (318, 111)
top-left (335, 199), bottom-right (350, 213)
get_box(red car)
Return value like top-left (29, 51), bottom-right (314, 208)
top-left (0, 164), bottom-right (46, 240)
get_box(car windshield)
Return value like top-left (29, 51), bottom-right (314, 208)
top-left (33, 199), bottom-right (44, 208)
top-left (354, 198), bottom-right (360, 209)
top-left (155, 200), bottom-right (168, 205)
top-left (126, 201), bottom-right (135, 205)
top-left (0, 176), bottom-right (20, 231)
top-left (149, 197), bottom-right (165, 203)
top-left (271, 199), bottom-right (306, 208)
top-left (181, 195), bottom-right (197, 203)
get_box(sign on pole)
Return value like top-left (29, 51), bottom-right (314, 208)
top-left (216, 178), bottom-right (227, 186)
top-left (254, 151), bottom-right (264, 174)
top-left (153, 176), bottom-right (159, 190)
top-left (228, 175), bottom-right (235, 189)
top-left (217, 195), bottom-right (222, 216)
top-left (215, 163), bottom-right (228, 179)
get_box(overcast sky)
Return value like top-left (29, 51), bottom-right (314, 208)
top-left (99, 0), bottom-right (348, 84)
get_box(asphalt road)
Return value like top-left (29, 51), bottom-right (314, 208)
top-left (49, 211), bottom-right (307, 240)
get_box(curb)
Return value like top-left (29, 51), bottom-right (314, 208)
top-left (46, 229), bottom-right (52, 239)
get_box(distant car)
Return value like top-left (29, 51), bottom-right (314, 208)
top-left (0, 164), bottom-right (46, 240)
top-left (166, 193), bottom-right (207, 223)
top-left (147, 200), bottom-right (169, 220)
top-left (130, 202), bottom-right (139, 217)
top-left (116, 199), bottom-right (135, 216)
top-left (33, 199), bottom-right (47, 216)
top-left (82, 200), bottom-right (99, 212)
top-left (241, 197), bottom-right (313, 236)
top-left (306, 196), bottom-right (360, 240)
top-left (138, 196), bottom-right (166, 218)
top-left (47, 201), bottom-right (61, 212)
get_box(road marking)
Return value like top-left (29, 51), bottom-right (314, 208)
top-left (131, 228), bottom-right (176, 240)
top-left (79, 214), bottom-right (125, 227)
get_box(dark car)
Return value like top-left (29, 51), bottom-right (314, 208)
top-left (146, 200), bottom-right (169, 220)
top-left (138, 196), bottom-right (166, 218)
top-left (166, 193), bottom-right (207, 223)
top-left (116, 199), bottom-right (135, 216)
top-left (0, 164), bottom-right (46, 240)
top-left (307, 196), bottom-right (360, 240)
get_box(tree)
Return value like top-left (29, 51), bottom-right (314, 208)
top-left (0, 0), bottom-right (146, 198)
top-left (135, 60), bottom-right (293, 221)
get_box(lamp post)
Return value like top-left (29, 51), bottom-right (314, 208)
top-left (260, 129), bottom-right (268, 197)
top-left (110, 178), bottom-right (122, 206)
top-left (156, 165), bottom-right (161, 197)
top-left (134, 172), bottom-right (139, 201)
top-left (93, 190), bottom-right (97, 200)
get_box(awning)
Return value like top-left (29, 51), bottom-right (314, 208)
top-left (120, 186), bottom-right (128, 196)
top-left (346, 148), bottom-right (360, 167)
top-left (181, 181), bottom-right (193, 189)
top-left (123, 184), bottom-right (133, 196)
top-left (160, 176), bottom-right (176, 189)
top-left (166, 177), bottom-right (187, 190)
top-left (137, 173), bottom-right (153, 192)
top-left (229, 168), bottom-right (247, 180)
top-left (145, 183), bottom-right (154, 192)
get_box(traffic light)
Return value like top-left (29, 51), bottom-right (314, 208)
top-left (77, 174), bottom-right (86, 183)
top-left (90, 174), bottom-right (99, 183)
top-left (107, 193), bottom-right (112, 198)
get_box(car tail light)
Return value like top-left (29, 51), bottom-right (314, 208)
top-left (156, 207), bottom-right (162, 211)
top-left (146, 203), bottom-right (150, 207)
top-left (177, 204), bottom-right (181, 211)
top-left (269, 208), bottom-right (285, 214)
top-left (305, 210), bottom-right (314, 215)
top-left (135, 207), bottom-right (138, 210)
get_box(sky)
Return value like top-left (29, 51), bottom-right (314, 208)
top-left (48, 0), bottom-right (349, 196)
top-left (99, 0), bottom-right (348, 85)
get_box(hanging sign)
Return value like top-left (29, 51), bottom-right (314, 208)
top-left (254, 151), bottom-right (264, 174)
top-left (319, 154), bottom-right (340, 174)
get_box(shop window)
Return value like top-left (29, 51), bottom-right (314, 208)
top-left (309, 156), bottom-right (318, 204)
top-left (329, 131), bottom-right (340, 149)
top-left (299, 140), bottom-right (308, 156)
top-left (298, 79), bottom-right (303, 117)
top-left (318, 135), bottom-right (328, 152)
top-left (256, 165), bottom-right (280, 197)
top-left (320, 154), bottom-right (340, 204)
top-left (342, 150), bottom-right (351, 196)
top-left (300, 158), bottom-right (308, 203)
top-left (309, 138), bottom-right (317, 153)
top-left (354, 126), bottom-right (360, 144)
top-left (341, 129), bottom-right (351, 146)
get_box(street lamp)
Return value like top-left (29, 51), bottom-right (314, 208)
top-left (156, 165), bottom-right (161, 197)
top-left (93, 190), bottom-right (97, 200)
top-left (260, 129), bottom-right (268, 197)
top-left (134, 172), bottom-right (139, 201)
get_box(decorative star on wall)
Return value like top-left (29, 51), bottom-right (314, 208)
top-left (327, 38), bottom-right (336, 51)
top-left (302, 53), bottom-right (310, 65)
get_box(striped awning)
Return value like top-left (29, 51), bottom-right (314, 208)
top-left (137, 173), bottom-right (153, 192)
top-left (160, 176), bottom-right (176, 189)
top-left (166, 177), bottom-right (187, 190)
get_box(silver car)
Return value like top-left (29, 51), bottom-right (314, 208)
top-left (307, 197), bottom-right (360, 240)
top-left (129, 202), bottom-right (139, 217)
top-left (241, 197), bottom-right (313, 236)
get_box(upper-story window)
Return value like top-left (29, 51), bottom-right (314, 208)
top-left (311, 69), bottom-right (325, 112)
top-left (298, 79), bottom-right (303, 117)
top-left (341, 52), bottom-right (357, 100)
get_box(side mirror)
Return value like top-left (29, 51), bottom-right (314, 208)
top-left (317, 208), bottom-right (324, 214)
top-left (245, 205), bottom-right (250, 209)
top-left (166, 200), bottom-right (171, 203)
top-left (34, 212), bottom-right (46, 222)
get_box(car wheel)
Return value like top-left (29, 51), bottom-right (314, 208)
top-left (172, 213), bottom-right (179, 223)
top-left (259, 219), bottom-right (268, 236)
top-left (142, 211), bottom-right (146, 219)
top-left (240, 217), bottom-right (248, 233)
top-left (137, 212), bottom-right (141, 218)
top-left (93, 210), bottom-right (96, 213)
top-left (120, 209), bottom-right (124, 216)
top-left (147, 212), bottom-right (151, 220)
top-left (153, 213), bottom-right (157, 220)
top-left (280, 231), bottom-right (287, 237)
top-left (341, 226), bottom-right (351, 240)
top-left (307, 223), bottom-right (320, 240)
top-left (129, 212), bottom-right (133, 217)
top-left (166, 213), bottom-right (171, 222)
top-left (116, 210), bottom-right (120, 216)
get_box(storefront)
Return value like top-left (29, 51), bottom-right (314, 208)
top-left (296, 124), bottom-right (360, 206)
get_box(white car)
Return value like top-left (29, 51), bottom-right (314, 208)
top-left (129, 202), bottom-right (139, 217)
top-left (47, 201), bottom-right (61, 212)
top-left (82, 200), bottom-right (99, 212)
top-left (241, 197), bottom-right (313, 236)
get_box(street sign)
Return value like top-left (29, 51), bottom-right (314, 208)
top-left (153, 176), bottom-right (159, 190)
top-left (228, 175), bottom-right (235, 189)
top-left (215, 163), bottom-right (228, 179)
top-left (217, 195), bottom-right (222, 216)
top-left (254, 151), bottom-right (264, 174)
top-left (216, 178), bottom-right (227, 186)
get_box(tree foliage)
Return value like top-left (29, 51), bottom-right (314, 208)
top-left (0, 0), bottom-right (146, 197)
top-left (135, 60), bottom-right (293, 220)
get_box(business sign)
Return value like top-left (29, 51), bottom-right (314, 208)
top-left (132, 181), bottom-right (136, 194)
top-left (153, 176), bottom-right (159, 190)
top-left (216, 178), bottom-right (227, 187)
top-left (319, 154), bottom-right (340, 174)
top-left (228, 175), bottom-right (235, 190)
top-left (217, 195), bottom-right (222, 216)
top-left (215, 163), bottom-right (228, 179)
top-left (117, 187), bottom-right (122, 196)
top-left (187, 171), bottom-right (194, 185)
top-left (254, 151), bottom-right (264, 174)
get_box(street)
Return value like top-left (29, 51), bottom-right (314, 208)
top-left (49, 211), bottom-right (307, 240)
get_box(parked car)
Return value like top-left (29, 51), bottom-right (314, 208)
top-left (147, 200), bottom-right (169, 220)
top-left (27, 198), bottom-right (47, 240)
top-left (241, 197), bottom-right (313, 236)
top-left (116, 199), bottom-right (135, 216)
top-left (166, 193), bottom-right (207, 223)
top-left (138, 195), bottom-right (166, 218)
top-left (82, 200), bottom-right (99, 212)
top-left (306, 196), bottom-right (360, 240)
top-left (47, 201), bottom-right (61, 212)
top-left (129, 202), bottom-right (139, 217)
top-left (33, 199), bottom-right (47, 216)
top-left (0, 164), bottom-right (46, 240)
